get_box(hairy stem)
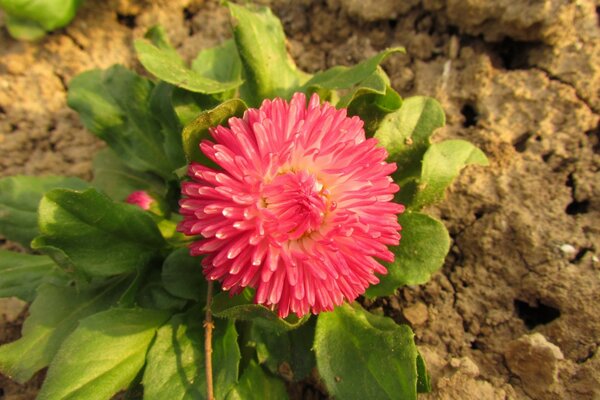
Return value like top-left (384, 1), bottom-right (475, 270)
top-left (204, 280), bottom-right (215, 400)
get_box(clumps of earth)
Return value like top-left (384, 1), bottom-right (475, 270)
top-left (1, 0), bottom-right (599, 399)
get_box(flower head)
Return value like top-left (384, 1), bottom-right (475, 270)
top-left (179, 93), bottom-right (404, 317)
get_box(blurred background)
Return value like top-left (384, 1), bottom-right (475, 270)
top-left (0, 0), bottom-right (598, 398)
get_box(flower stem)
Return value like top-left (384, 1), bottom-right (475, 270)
top-left (204, 280), bottom-right (215, 400)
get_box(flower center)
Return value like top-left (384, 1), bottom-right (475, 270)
top-left (261, 170), bottom-right (332, 240)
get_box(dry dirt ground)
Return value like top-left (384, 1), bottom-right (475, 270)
top-left (1, 0), bottom-right (599, 399)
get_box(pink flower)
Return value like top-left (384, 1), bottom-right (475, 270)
top-left (179, 93), bottom-right (404, 317)
top-left (126, 191), bottom-right (154, 210)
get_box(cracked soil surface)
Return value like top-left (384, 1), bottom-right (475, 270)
top-left (1, 0), bottom-right (599, 399)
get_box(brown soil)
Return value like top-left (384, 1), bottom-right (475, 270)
top-left (1, 0), bottom-right (599, 399)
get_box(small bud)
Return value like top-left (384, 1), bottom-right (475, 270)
top-left (125, 191), bottom-right (154, 211)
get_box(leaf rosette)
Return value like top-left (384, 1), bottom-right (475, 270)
top-left (0, 3), bottom-right (488, 399)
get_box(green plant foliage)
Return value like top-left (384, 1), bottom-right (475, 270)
top-left (182, 98), bottom-right (247, 165)
top-left (336, 69), bottom-right (389, 108)
top-left (416, 353), bottom-right (432, 393)
top-left (136, 269), bottom-right (189, 311)
top-left (226, 361), bottom-right (289, 400)
top-left (315, 303), bottom-right (420, 400)
top-left (229, 3), bottom-right (310, 106)
top-left (135, 26), bottom-right (243, 95)
top-left (303, 48), bottom-right (403, 92)
top-left (191, 39), bottom-right (243, 100)
top-left (0, 175), bottom-right (89, 248)
top-left (0, 279), bottom-right (128, 383)
top-left (0, 0), bottom-right (83, 40)
top-left (212, 290), bottom-right (309, 332)
top-left (32, 188), bottom-right (167, 279)
top-left (405, 140), bottom-right (489, 209)
top-left (161, 248), bottom-right (206, 301)
top-left (92, 149), bottom-right (167, 202)
top-left (0, 4), bottom-right (490, 399)
top-left (365, 211), bottom-right (451, 298)
top-left (375, 96), bottom-right (446, 182)
top-left (344, 73), bottom-right (403, 135)
top-left (37, 308), bottom-right (169, 400)
top-left (0, 250), bottom-right (67, 302)
top-left (67, 65), bottom-right (179, 180)
top-left (143, 311), bottom-right (240, 399)
top-left (250, 317), bottom-right (316, 382)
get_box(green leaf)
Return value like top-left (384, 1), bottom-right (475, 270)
top-left (0, 0), bottom-right (83, 38)
top-left (212, 290), bottom-right (309, 332)
top-left (0, 250), bottom-right (67, 302)
top-left (5, 14), bottom-right (46, 40)
top-left (302, 48), bottom-right (403, 91)
top-left (314, 303), bottom-right (419, 400)
top-left (410, 140), bottom-right (489, 209)
top-left (339, 68), bottom-right (403, 135)
top-left (92, 149), bottom-right (166, 202)
top-left (0, 279), bottom-right (128, 383)
top-left (37, 308), bottom-right (169, 400)
top-left (67, 65), bottom-right (176, 179)
top-left (366, 211), bottom-right (450, 297)
top-left (191, 39), bottom-right (242, 99)
top-left (172, 88), bottom-right (219, 126)
top-left (336, 68), bottom-right (389, 108)
top-left (134, 26), bottom-right (243, 95)
top-left (375, 96), bottom-right (445, 182)
top-left (182, 98), bottom-right (247, 165)
top-left (226, 361), bottom-right (289, 400)
top-left (229, 3), bottom-right (310, 106)
top-left (250, 317), bottom-right (316, 381)
top-left (148, 82), bottom-right (187, 171)
top-left (161, 248), bottom-right (206, 301)
top-left (0, 175), bottom-right (89, 248)
top-left (143, 311), bottom-right (240, 400)
top-left (348, 85), bottom-right (403, 135)
top-left (136, 269), bottom-right (188, 311)
top-left (416, 353), bottom-right (432, 393)
top-left (32, 188), bottom-right (166, 278)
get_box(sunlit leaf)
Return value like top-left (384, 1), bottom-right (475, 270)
top-left (135, 26), bottom-right (243, 95)
top-left (375, 96), bottom-right (445, 182)
top-left (0, 250), bottom-right (67, 302)
top-left (365, 211), bottom-right (450, 298)
top-left (143, 310), bottom-right (240, 400)
top-left (37, 308), bottom-right (169, 400)
top-left (32, 189), bottom-right (166, 278)
top-left (226, 361), bottom-right (288, 400)
top-left (315, 303), bottom-right (419, 400)
top-left (182, 98), bottom-right (247, 166)
top-left (68, 66), bottom-right (177, 179)
top-left (0, 175), bottom-right (89, 248)
top-left (0, 0), bottom-right (83, 39)
top-left (302, 48), bottom-right (403, 91)
top-left (0, 279), bottom-right (128, 383)
top-left (212, 289), bottom-right (309, 332)
top-left (229, 3), bottom-right (310, 106)
top-left (409, 140), bottom-right (489, 209)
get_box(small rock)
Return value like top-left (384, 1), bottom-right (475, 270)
top-left (403, 302), bottom-right (429, 326)
top-left (504, 333), bottom-right (564, 397)
top-left (0, 297), bottom-right (27, 322)
top-left (449, 357), bottom-right (480, 377)
top-left (559, 244), bottom-right (577, 254)
top-left (335, 0), bottom-right (419, 22)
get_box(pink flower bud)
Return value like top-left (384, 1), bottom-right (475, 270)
top-left (126, 191), bottom-right (154, 211)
